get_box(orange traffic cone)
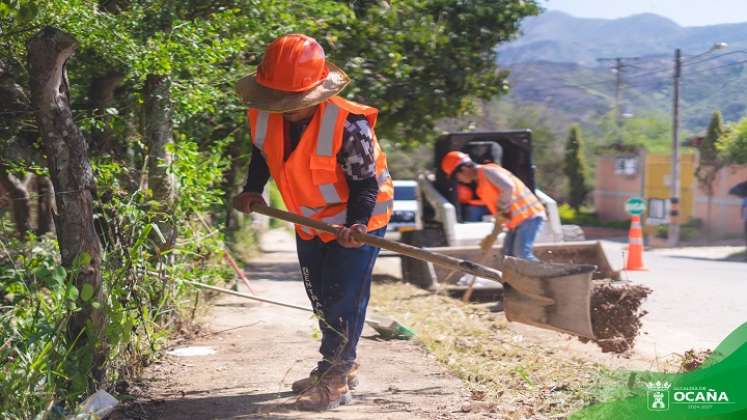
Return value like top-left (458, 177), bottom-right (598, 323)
top-left (625, 215), bottom-right (646, 270)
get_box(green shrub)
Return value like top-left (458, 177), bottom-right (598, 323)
top-left (267, 181), bottom-right (287, 229)
top-left (0, 139), bottom-right (233, 418)
top-left (681, 218), bottom-right (704, 242)
top-left (654, 218), bottom-right (703, 241)
top-left (558, 203), bottom-right (629, 229)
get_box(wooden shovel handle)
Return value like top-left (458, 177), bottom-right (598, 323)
top-left (462, 221), bottom-right (503, 302)
top-left (252, 204), bottom-right (503, 282)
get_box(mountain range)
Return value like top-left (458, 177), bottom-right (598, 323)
top-left (497, 11), bottom-right (747, 133)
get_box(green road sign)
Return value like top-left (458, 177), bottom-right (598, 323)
top-left (625, 197), bottom-right (646, 216)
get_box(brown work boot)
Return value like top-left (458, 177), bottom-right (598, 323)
top-left (291, 362), bottom-right (359, 394)
top-left (296, 370), bottom-right (352, 411)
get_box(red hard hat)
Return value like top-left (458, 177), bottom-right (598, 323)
top-left (441, 151), bottom-right (472, 177)
top-left (255, 34), bottom-right (330, 93)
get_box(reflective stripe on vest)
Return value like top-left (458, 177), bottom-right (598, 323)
top-left (377, 168), bottom-right (391, 186)
top-left (319, 183), bottom-right (342, 204)
top-left (253, 107), bottom-right (342, 206)
top-left (299, 206), bottom-right (320, 218)
top-left (254, 111), bottom-right (269, 153)
top-left (317, 103), bottom-right (341, 157)
top-left (303, 198), bottom-right (394, 227)
top-left (248, 96), bottom-right (393, 242)
top-left (316, 103), bottom-right (343, 204)
top-left (476, 164), bottom-right (544, 229)
top-left (512, 189), bottom-right (541, 215)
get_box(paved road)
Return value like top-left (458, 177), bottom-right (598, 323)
top-left (382, 236), bottom-right (746, 363)
top-left (600, 241), bottom-right (746, 360)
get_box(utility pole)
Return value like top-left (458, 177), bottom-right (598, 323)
top-left (597, 56), bottom-right (640, 127)
top-left (669, 48), bottom-right (682, 246)
top-left (613, 57), bottom-right (623, 126)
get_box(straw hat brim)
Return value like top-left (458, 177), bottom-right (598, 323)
top-left (235, 62), bottom-right (351, 113)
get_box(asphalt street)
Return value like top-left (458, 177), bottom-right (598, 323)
top-left (601, 241), bottom-right (746, 359)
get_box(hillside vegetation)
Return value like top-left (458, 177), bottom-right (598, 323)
top-left (498, 11), bottom-right (747, 132)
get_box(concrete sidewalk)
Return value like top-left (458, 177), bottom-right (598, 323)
top-left (131, 228), bottom-right (468, 419)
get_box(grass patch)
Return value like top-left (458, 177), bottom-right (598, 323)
top-left (371, 282), bottom-right (632, 418)
top-left (559, 204), bottom-right (629, 229)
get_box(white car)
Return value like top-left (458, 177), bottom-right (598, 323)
top-left (388, 180), bottom-right (418, 232)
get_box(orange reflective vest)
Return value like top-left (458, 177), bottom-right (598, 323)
top-left (475, 164), bottom-right (545, 229)
top-left (247, 96), bottom-right (393, 242)
top-left (456, 183), bottom-right (484, 207)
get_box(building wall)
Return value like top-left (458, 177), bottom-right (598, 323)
top-left (594, 153), bottom-right (747, 238)
top-left (693, 165), bottom-right (747, 237)
top-left (644, 153), bottom-right (696, 223)
top-left (594, 155), bottom-right (643, 221)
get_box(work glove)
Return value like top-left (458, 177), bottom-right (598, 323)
top-left (232, 191), bottom-right (266, 214)
top-left (479, 219), bottom-right (504, 251)
top-left (336, 223), bottom-right (368, 248)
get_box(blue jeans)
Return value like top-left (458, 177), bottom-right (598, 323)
top-left (503, 216), bottom-right (545, 262)
top-left (295, 227), bottom-right (385, 372)
top-left (463, 205), bottom-right (490, 222)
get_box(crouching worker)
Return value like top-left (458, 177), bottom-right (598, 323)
top-left (232, 34), bottom-right (393, 410)
top-left (457, 182), bottom-right (490, 222)
top-left (441, 151), bottom-right (546, 261)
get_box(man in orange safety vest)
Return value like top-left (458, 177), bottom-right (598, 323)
top-left (441, 151), bottom-right (546, 261)
top-left (232, 34), bottom-right (393, 411)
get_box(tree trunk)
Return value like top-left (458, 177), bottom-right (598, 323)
top-left (88, 71), bottom-right (124, 157)
top-left (35, 175), bottom-right (55, 235)
top-left (222, 128), bottom-right (248, 231)
top-left (27, 26), bottom-right (106, 382)
top-left (0, 163), bottom-right (31, 239)
top-left (143, 74), bottom-right (177, 250)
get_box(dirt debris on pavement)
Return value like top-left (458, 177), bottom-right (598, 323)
top-left (579, 283), bottom-right (652, 354)
top-left (371, 282), bottom-right (612, 418)
top-left (680, 348), bottom-right (713, 372)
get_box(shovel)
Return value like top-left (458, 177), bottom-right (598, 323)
top-left (252, 204), bottom-right (597, 339)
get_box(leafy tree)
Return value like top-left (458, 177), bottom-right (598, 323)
top-left (0, 0), bottom-right (541, 413)
top-left (564, 125), bottom-right (590, 210)
top-left (720, 116), bottom-right (747, 164)
top-left (594, 112), bottom-right (673, 153)
top-left (323, 0), bottom-right (541, 144)
top-left (695, 111), bottom-right (727, 234)
top-left (456, 100), bottom-right (565, 198)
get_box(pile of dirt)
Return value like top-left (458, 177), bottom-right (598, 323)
top-left (680, 349), bottom-right (712, 372)
top-left (579, 283), bottom-right (652, 354)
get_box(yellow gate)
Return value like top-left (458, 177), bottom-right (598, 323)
top-left (644, 153), bottom-right (695, 222)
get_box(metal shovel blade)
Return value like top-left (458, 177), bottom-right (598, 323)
top-left (501, 256), bottom-right (596, 339)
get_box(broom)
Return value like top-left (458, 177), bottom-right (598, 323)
top-left (185, 280), bottom-right (415, 340)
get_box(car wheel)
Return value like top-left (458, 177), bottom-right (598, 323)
top-left (400, 228), bottom-right (447, 290)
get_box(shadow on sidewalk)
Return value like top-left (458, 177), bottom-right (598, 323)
top-left (125, 387), bottom-right (447, 419)
top-left (667, 254), bottom-right (747, 263)
top-left (128, 391), bottom-right (297, 419)
top-left (245, 261), bottom-right (301, 282)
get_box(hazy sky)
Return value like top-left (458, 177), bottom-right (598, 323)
top-left (543, 0), bottom-right (747, 26)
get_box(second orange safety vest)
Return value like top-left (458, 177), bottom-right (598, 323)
top-left (456, 183), bottom-right (484, 207)
top-left (247, 96), bottom-right (393, 242)
top-left (475, 164), bottom-right (545, 229)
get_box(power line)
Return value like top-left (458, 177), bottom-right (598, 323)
top-left (682, 50), bottom-right (747, 67)
top-left (681, 58), bottom-right (747, 78)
